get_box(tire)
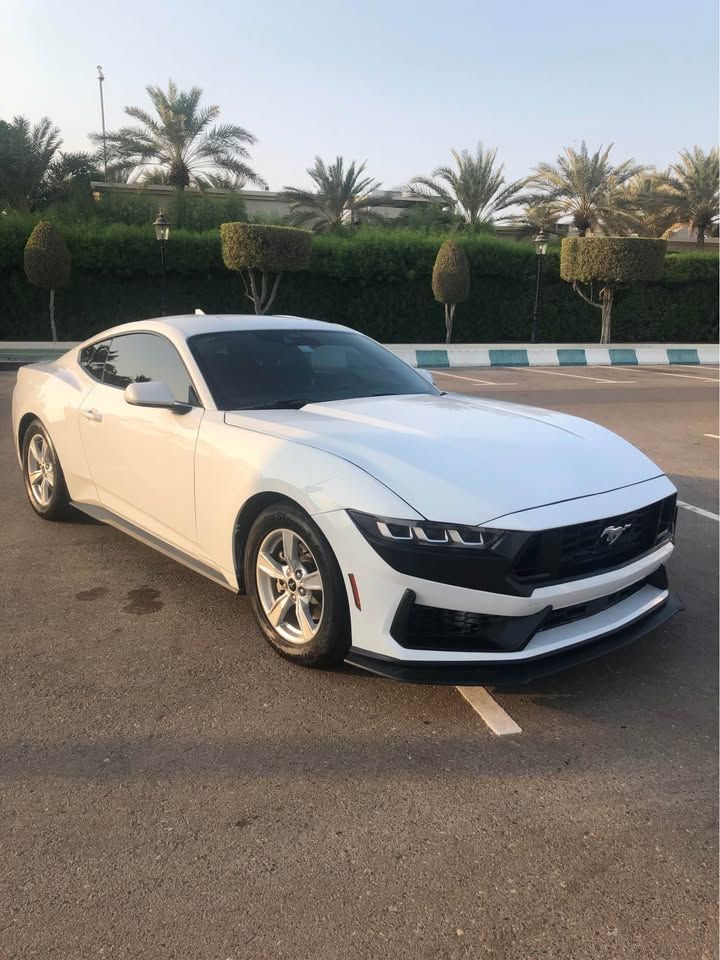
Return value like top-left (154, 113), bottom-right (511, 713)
top-left (245, 502), bottom-right (351, 667)
top-left (21, 419), bottom-right (72, 520)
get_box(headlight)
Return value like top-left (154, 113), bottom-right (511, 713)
top-left (348, 510), bottom-right (507, 551)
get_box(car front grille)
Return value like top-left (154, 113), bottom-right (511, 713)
top-left (511, 495), bottom-right (676, 586)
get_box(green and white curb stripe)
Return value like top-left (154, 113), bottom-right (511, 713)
top-left (392, 344), bottom-right (719, 368)
top-left (1, 341), bottom-right (718, 370)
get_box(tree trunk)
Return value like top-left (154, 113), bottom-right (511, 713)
top-left (247, 268), bottom-right (283, 315)
top-left (696, 226), bottom-right (705, 249)
top-left (49, 288), bottom-right (57, 342)
top-left (248, 269), bottom-right (262, 315)
top-left (599, 286), bottom-right (614, 344)
top-left (445, 303), bottom-right (455, 343)
top-left (263, 274), bottom-right (282, 315)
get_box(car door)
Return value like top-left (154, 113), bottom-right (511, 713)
top-left (78, 332), bottom-right (204, 552)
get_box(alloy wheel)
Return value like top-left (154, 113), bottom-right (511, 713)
top-left (27, 433), bottom-right (55, 508)
top-left (255, 528), bottom-right (324, 644)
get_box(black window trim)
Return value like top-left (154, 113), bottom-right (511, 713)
top-left (77, 331), bottom-right (204, 408)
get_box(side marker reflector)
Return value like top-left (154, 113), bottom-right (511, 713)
top-left (348, 573), bottom-right (361, 610)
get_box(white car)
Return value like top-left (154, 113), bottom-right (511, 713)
top-left (12, 314), bottom-right (680, 684)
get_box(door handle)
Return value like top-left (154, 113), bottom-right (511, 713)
top-left (81, 408), bottom-right (102, 423)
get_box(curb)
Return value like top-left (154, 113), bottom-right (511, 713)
top-left (0, 341), bottom-right (718, 372)
top-left (385, 344), bottom-right (719, 368)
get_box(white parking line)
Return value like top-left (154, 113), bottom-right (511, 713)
top-left (609, 366), bottom-right (720, 383)
top-left (506, 366), bottom-right (636, 384)
top-left (677, 501), bottom-right (720, 522)
top-left (704, 434), bottom-right (720, 439)
top-left (456, 686), bottom-right (522, 735)
top-left (432, 370), bottom-right (519, 386)
top-left (671, 364), bottom-right (720, 371)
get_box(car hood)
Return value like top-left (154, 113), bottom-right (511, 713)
top-left (224, 393), bottom-right (664, 525)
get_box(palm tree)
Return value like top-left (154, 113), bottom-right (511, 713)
top-left (91, 80), bottom-right (265, 189)
top-left (282, 157), bottom-right (382, 230)
top-left (505, 199), bottom-right (564, 238)
top-left (525, 141), bottom-right (644, 236)
top-left (41, 151), bottom-right (103, 203)
top-left (0, 116), bottom-right (62, 211)
top-left (661, 147), bottom-right (719, 248)
top-left (408, 144), bottom-right (526, 227)
top-left (603, 171), bottom-right (678, 238)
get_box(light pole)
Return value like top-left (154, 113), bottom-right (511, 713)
top-left (96, 66), bottom-right (108, 181)
top-left (530, 229), bottom-right (548, 343)
top-left (153, 212), bottom-right (170, 316)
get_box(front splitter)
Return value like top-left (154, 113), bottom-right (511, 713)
top-left (345, 594), bottom-right (682, 686)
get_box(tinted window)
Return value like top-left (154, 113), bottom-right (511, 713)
top-left (79, 339), bottom-right (112, 382)
top-left (103, 334), bottom-right (198, 404)
top-left (188, 329), bottom-right (438, 410)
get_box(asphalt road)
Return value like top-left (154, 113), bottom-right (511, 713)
top-left (1, 366), bottom-right (717, 960)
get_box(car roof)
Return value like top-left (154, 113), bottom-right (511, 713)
top-left (81, 314), bottom-right (350, 346)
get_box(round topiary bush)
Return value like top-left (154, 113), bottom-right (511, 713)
top-left (23, 221), bottom-right (72, 341)
top-left (560, 236), bottom-right (667, 342)
top-left (432, 239), bottom-right (470, 342)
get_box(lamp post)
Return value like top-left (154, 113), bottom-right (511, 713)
top-left (530, 229), bottom-right (548, 343)
top-left (153, 211), bottom-right (170, 316)
top-left (96, 66), bottom-right (108, 181)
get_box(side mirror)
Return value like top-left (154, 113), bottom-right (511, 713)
top-left (416, 368), bottom-right (435, 385)
top-left (124, 380), bottom-right (191, 414)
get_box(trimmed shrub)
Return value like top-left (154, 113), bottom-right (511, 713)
top-left (561, 237), bottom-right (667, 343)
top-left (432, 240), bottom-right (470, 342)
top-left (221, 222), bottom-right (312, 314)
top-left (221, 222), bottom-right (312, 272)
top-left (23, 221), bottom-right (71, 341)
top-left (560, 237), bottom-right (667, 285)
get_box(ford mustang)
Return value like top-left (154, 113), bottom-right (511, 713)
top-left (12, 314), bottom-right (680, 683)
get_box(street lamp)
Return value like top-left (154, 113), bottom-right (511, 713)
top-left (153, 211), bottom-right (170, 316)
top-left (530, 229), bottom-right (548, 343)
top-left (96, 66), bottom-right (107, 181)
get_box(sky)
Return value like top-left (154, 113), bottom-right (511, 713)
top-left (2, 0), bottom-right (718, 191)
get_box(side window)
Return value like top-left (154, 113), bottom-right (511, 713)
top-left (79, 339), bottom-right (112, 382)
top-left (103, 334), bottom-right (198, 405)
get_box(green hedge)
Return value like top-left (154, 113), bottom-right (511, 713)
top-left (0, 217), bottom-right (717, 342)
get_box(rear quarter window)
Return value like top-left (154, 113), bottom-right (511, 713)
top-left (79, 340), bottom-right (112, 382)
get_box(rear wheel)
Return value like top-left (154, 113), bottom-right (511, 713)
top-left (22, 419), bottom-right (72, 520)
top-left (245, 503), bottom-right (350, 667)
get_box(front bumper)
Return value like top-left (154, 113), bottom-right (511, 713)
top-left (346, 593), bottom-right (682, 685)
top-left (312, 483), bottom-right (680, 682)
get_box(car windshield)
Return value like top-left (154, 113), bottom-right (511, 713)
top-left (187, 328), bottom-right (439, 410)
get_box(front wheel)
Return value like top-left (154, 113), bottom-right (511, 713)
top-left (245, 503), bottom-right (350, 667)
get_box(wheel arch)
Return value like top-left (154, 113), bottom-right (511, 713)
top-left (233, 491), bottom-right (308, 593)
top-left (17, 412), bottom-right (43, 456)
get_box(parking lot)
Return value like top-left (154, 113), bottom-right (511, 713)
top-left (1, 364), bottom-right (717, 959)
